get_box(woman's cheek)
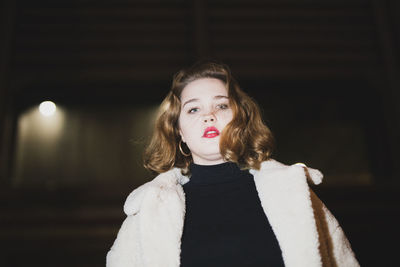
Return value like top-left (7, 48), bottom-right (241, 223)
top-left (220, 110), bottom-right (233, 121)
top-left (181, 114), bottom-right (199, 128)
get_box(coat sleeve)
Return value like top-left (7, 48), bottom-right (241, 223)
top-left (310, 189), bottom-right (360, 267)
top-left (106, 214), bottom-right (140, 267)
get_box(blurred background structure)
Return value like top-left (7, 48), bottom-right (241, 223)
top-left (1, 0), bottom-right (399, 266)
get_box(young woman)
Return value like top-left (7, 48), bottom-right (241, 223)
top-left (106, 61), bottom-right (359, 267)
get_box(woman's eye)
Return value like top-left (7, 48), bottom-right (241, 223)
top-left (188, 108), bottom-right (199, 113)
top-left (217, 104), bottom-right (229, 109)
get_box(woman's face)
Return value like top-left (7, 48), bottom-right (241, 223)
top-left (178, 78), bottom-right (233, 165)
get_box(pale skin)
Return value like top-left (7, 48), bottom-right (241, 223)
top-left (178, 78), bottom-right (233, 165)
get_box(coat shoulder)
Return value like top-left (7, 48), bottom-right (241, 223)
top-left (251, 159), bottom-right (324, 185)
top-left (123, 168), bottom-right (185, 216)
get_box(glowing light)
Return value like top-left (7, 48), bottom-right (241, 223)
top-left (39, 101), bottom-right (56, 117)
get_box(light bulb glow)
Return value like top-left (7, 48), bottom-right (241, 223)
top-left (39, 101), bottom-right (56, 117)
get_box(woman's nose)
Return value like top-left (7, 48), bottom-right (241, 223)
top-left (203, 112), bottom-right (216, 123)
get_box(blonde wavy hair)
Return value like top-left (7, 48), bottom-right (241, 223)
top-left (143, 60), bottom-right (274, 175)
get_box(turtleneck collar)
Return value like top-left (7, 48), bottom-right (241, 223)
top-left (188, 161), bottom-right (250, 185)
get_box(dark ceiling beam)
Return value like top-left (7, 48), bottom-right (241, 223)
top-left (371, 0), bottom-right (400, 181)
top-left (192, 0), bottom-right (209, 59)
top-left (0, 0), bottom-right (17, 185)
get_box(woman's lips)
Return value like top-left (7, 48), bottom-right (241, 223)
top-left (203, 127), bottom-right (220, 138)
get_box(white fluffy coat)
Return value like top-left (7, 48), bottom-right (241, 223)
top-left (106, 159), bottom-right (359, 267)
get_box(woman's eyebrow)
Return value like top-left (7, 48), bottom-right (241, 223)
top-left (214, 95), bottom-right (229, 100)
top-left (182, 98), bottom-right (199, 108)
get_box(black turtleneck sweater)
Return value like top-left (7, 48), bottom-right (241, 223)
top-left (180, 162), bottom-right (284, 267)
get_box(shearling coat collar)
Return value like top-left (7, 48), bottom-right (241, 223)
top-left (107, 159), bottom-right (359, 267)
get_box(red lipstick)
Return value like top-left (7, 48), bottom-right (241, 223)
top-left (203, 127), bottom-right (220, 138)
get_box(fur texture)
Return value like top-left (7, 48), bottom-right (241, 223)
top-left (106, 159), bottom-right (359, 267)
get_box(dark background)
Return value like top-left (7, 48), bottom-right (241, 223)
top-left (1, 0), bottom-right (399, 266)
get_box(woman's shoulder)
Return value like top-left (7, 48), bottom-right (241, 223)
top-left (251, 158), bottom-right (324, 185)
top-left (123, 168), bottom-right (187, 216)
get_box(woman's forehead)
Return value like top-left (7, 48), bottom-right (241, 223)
top-left (180, 78), bottom-right (228, 101)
